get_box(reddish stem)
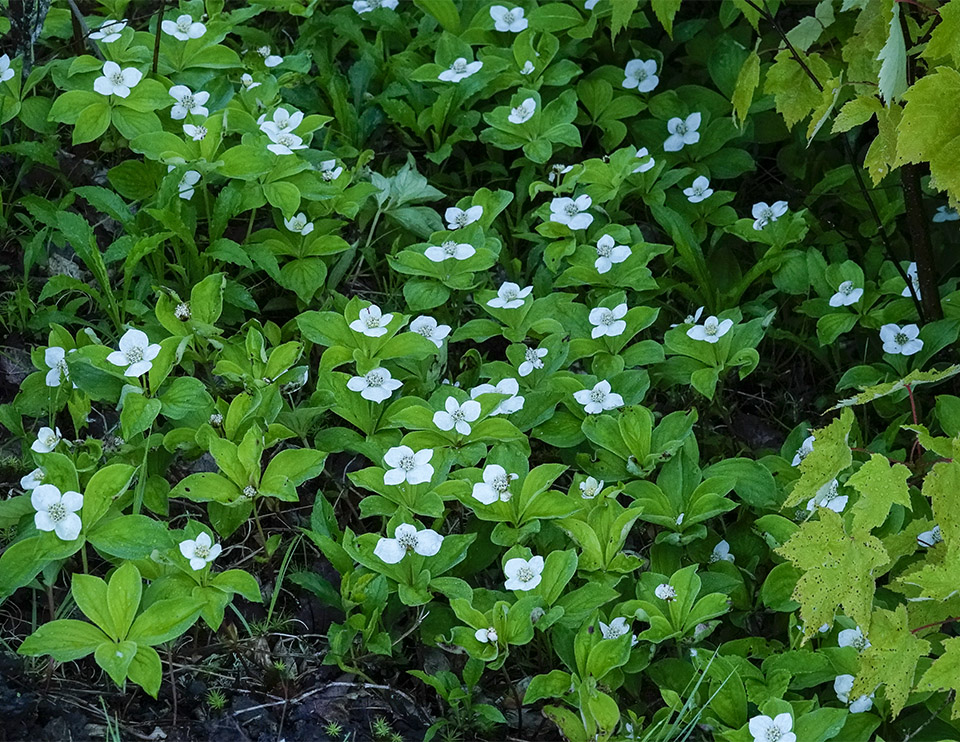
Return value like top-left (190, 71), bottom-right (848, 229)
top-left (912, 617), bottom-right (959, 634)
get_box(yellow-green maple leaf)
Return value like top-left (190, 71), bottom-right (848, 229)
top-left (898, 66), bottom-right (960, 200)
top-left (925, 459), bottom-right (960, 547)
top-left (854, 605), bottom-right (930, 716)
top-left (847, 453), bottom-right (911, 536)
top-left (830, 365), bottom-right (960, 410)
top-left (923, 0), bottom-right (960, 67)
top-left (917, 636), bottom-right (960, 718)
top-left (764, 49), bottom-right (833, 130)
top-left (783, 408), bottom-right (853, 508)
top-left (777, 509), bottom-right (888, 637)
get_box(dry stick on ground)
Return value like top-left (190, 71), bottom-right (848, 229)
top-left (741, 0), bottom-right (927, 323)
top-left (65, 0), bottom-right (104, 60)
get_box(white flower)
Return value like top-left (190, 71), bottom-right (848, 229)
top-left (829, 280), bottom-right (863, 307)
top-left (444, 205), bottom-right (483, 230)
top-left (257, 46), bottom-right (283, 68)
top-left (266, 130), bottom-right (307, 155)
top-left (834, 674), bottom-right (874, 713)
top-left (792, 435), bottom-right (815, 466)
top-left (319, 159), bottom-right (343, 181)
top-left (671, 306), bottom-right (704, 328)
top-left (32, 426), bottom-right (62, 453)
top-left (594, 234), bottom-right (630, 274)
top-left (475, 627), bottom-right (498, 643)
top-left (106, 328), bottom-right (161, 377)
top-left (520, 60), bottom-right (535, 75)
top-left (710, 540), bottom-right (735, 563)
top-left (622, 59), bottom-right (658, 92)
top-left (589, 303), bottom-right (628, 338)
top-left (686, 315), bottom-right (733, 343)
top-left (174, 302), bottom-right (191, 320)
top-left (425, 240), bottom-right (475, 262)
top-left (183, 123), bottom-right (207, 141)
top-left (574, 380), bottom-right (623, 414)
top-left (168, 85), bottom-right (209, 119)
top-left (284, 213), bottom-right (314, 235)
top-left (90, 19), bottom-right (126, 43)
top-left (751, 200), bottom-right (788, 230)
top-left (44, 346), bottom-right (71, 387)
top-left (241, 73), bottom-right (261, 90)
top-left (549, 195), bottom-right (593, 230)
top-left (179, 532), bottom-right (222, 570)
top-left (470, 378), bottom-right (525, 415)
top-left (20, 468), bottom-right (44, 490)
top-left (676, 513), bottom-right (685, 525)
top-left (433, 397), bottom-right (481, 435)
top-left (806, 479), bottom-right (847, 513)
top-left (654, 583), bottom-right (677, 601)
top-left (439, 57), bottom-right (483, 83)
top-left (585, 0), bottom-right (599, 7)
top-left (548, 163), bottom-right (572, 183)
top-left (918, 525), bottom-right (942, 548)
top-left (509, 97), bottom-right (536, 124)
top-left (880, 323), bottom-right (923, 356)
top-left (349, 305), bottom-right (394, 337)
top-left (933, 205), bottom-right (959, 223)
top-left (383, 446), bottom-right (434, 485)
top-left (838, 626), bottom-right (870, 651)
top-left (633, 147), bottom-right (655, 173)
top-left (353, 0), bottom-right (399, 12)
top-left (32, 484), bottom-right (82, 541)
top-left (410, 315), bottom-right (451, 348)
top-left (683, 175), bottom-right (713, 203)
top-left (374, 523), bottom-right (443, 563)
top-left (488, 282), bottom-right (532, 310)
top-left (346, 367), bottom-right (402, 402)
top-left (519, 346), bottom-right (548, 376)
top-left (599, 617), bottom-right (638, 645)
top-left (473, 464), bottom-right (519, 504)
top-left (901, 261), bottom-right (922, 300)
top-left (177, 170), bottom-right (201, 200)
top-left (579, 476), bottom-right (603, 499)
top-left (490, 5), bottom-right (528, 32)
top-left (259, 107), bottom-right (304, 137)
top-left (748, 713), bottom-right (796, 742)
top-left (504, 555), bottom-right (544, 591)
top-left (93, 61), bottom-right (142, 98)
top-left (161, 14), bottom-right (206, 41)
top-left (0, 54), bottom-right (13, 83)
top-left (663, 112), bottom-right (701, 152)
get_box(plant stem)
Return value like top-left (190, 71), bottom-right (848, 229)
top-left (152, 0), bottom-right (166, 74)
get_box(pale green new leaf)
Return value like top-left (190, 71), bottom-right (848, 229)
top-left (830, 365), bottom-right (960, 410)
top-left (651, 0), bottom-right (682, 37)
top-left (925, 459), bottom-right (960, 547)
top-left (763, 50), bottom-right (833, 130)
top-left (854, 605), bottom-right (930, 716)
top-left (831, 95), bottom-right (882, 133)
top-left (922, 0), bottom-right (960, 66)
top-left (876, 2), bottom-right (907, 104)
top-left (898, 67), bottom-right (960, 200)
top-left (917, 636), bottom-right (960, 718)
top-left (731, 49), bottom-right (760, 129)
top-left (847, 453), bottom-right (911, 536)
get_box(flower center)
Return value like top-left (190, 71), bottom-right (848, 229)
top-left (600, 310), bottom-right (615, 326)
top-left (210, 413), bottom-right (223, 426)
top-left (704, 322), bottom-right (718, 336)
top-left (452, 59), bottom-right (467, 73)
top-left (516, 566), bottom-right (533, 582)
top-left (450, 409), bottom-right (465, 422)
top-left (589, 389), bottom-right (605, 403)
top-left (257, 46), bottom-right (271, 58)
top-left (895, 332), bottom-right (908, 345)
top-left (194, 543), bottom-right (210, 559)
top-left (398, 531), bottom-right (417, 550)
top-left (675, 122), bottom-right (687, 135)
top-left (242, 485), bottom-right (258, 499)
top-left (43, 432), bottom-right (58, 446)
top-left (502, 11), bottom-right (515, 23)
top-left (765, 728), bottom-right (783, 742)
top-left (181, 93), bottom-right (195, 108)
top-left (634, 69), bottom-right (647, 81)
top-left (277, 134), bottom-right (295, 146)
top-left (503, 287), bottom-right (518, 300)
top-left (596, 243), bottom-right (611, 258)
top-left (492, 473), bottom-right (510, 492)
top-left (524, 348), bottom-right (543, 367)
top-left (175, 302), bottom-right (191, 320)
top-left (455, 212), bottom-right (469, 227)
top-left (110, 71), bottom-right (124, 85)
top-left (177, 19), bottom-right (191, 33)
top-left (839, 281), bottom-right (853, 295)
top-left (366, 371), bottom-right (384, 386)
top-left (364, 315), bottom-right (382, 328)
top-left (47, 502), bottom-right (66, 522)
top-left (442, 240), bottom-right (458, 255)
top-left (564, 203), bottom-right (580, 217)
top-left (761, 207), bottom-right (774, 220)
top-left (399, 455), bottom-right (415, 471)
top-left (693, 185), bottom-right (704, 196)
top-left (125, 346), bottom-right (144, 363)
top-left (853, 635), bottom-right (867, 651)
top-left (415, 324), bottom-right (434, 338)
top-left (607, 623), bottom-right (627, 638)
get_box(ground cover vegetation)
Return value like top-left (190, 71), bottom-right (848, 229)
top-left (1, 0), bottom-right (960, 740)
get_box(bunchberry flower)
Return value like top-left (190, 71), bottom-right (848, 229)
top-left (383, 446), bottom-right (434, 485)
top-left (472, 464), bottom-right (519, 504)
top-left (433, 397), bottom-right (481, 435)
top-left (179, 532), bottom-right (222, 570)
top-left (488, 282), bottom-right (532, 310)
top-left (107, 329), bottom-right (161, 377)
top-left (792, 434), bottom-right (815, 466)
top-left (633, 147), bottom-right (655, 173)
top-left (350, 305), bottom-right (394, 337)
top-left (918, 524), bottom-right (942, 548)
top-left (683, 175), bottom-right (713, 203)
top-left (32, 484), bottom-right (82, 541)
top-left (44, 347), bottom-right (73, 387)
top-left (574, 380), bottom-right (623, 414)
top-left (663, 113), bottom-right (701, 152)
top-left (579, 476), bottom-right (603, 499)
top-left (444, 205), bottom-right (483, 230)
top-left (259, 108), bottom-right (304, 137)
top-left (265, 130), bottom-right (307, 155)
top-left (162, 14), bottom-right (206, 41)
top-left (880, 323), bottom-right (923, 356)
top-left (838, 626), bottom-right (870, 651)
top-left (589, 303), bottom-right (628, 338)
top-left (176, 170), bottom-right (201, 200)
top-left (834, 675), bottom-right (874, 714)
top-left (594, 234), bottom-right (630, 273)
top-left (829, 280), bottom-right (862, 307)
top-left (257, 46), bottom-right (282, 67)
top-left (319, 159), bottom-right (343, 181)
top-left (241, 73), bottom-right (261, 90)
top-left (93, 61), bottom-right (142, 98)
top-left (410, 315), bottom-right (451, 348)
top-left (622, 59), bottom-right (658, 92)
top-left (748, 713), bottom-right (795, 742)
top-left (549, 195), bottom-right (593, 230)
top-left (184, 124), bottom-right (207, 141)
top-left (710, 539), bottom-right (735, 563)
top-left (806, 479), bottom-right (847, 513)
top-left (654, 583), bottom-right (677, 601)
top-left (346, 367), bottom-right (402, 402)
top-left (174, 302), bottom-right (191, 320)
top-left (20, 468), bottom-right (44, 490)
top-left (439, 57), bottom-right (483, 83)
top-left (752, 201), bottom-right (788, 230)
top-left (284, 213), bottom-right (314, 235)
top-left (686, 315), bottom-right (733, 343)
top-left (933, 205), bottom-right (959, 222)
top-left (169, 85), bottom-right (209, 119)
top-left (901, 261), bottom-right (921, 300)
top-left (503, 556), bottom-right (544, 591)
top-left (518, 346), bottom-right (547, 376)
top-left (471, 378), bottom-right (525, 415)
top-left (509, 97), bottom-right (536, 124)
top-left (32, 426), bottom-right (62, 453)
top-left (475, 627), bottom-right (498, 643)
top-left (490, 5), bottom-right (528, 32)
top-left (0, 54), bottom-right (13, 83)
top-left (90, 19), bottom-right (126, 43)
top-left (548, 163), bottom-right (573, 183)
top-left (374, 523), bottom-right (442, 563)
top-left (520, 60), bottom-right (535, 75)
top-left (353, 0), bottom-right (399, 12)
top-left (425, 240), bottom-right (475, 262)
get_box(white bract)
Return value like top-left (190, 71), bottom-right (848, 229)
top-left (90, 19), bottom-right (127, 43)
top-left (439, 57), bottom-right (483, 83)
top-left (374, 523), bottom-right (442, 563)
top-left (266, 129), bottom-right (307, 155)
top-left (257, 46), bottom-right (283, 67)
top-left (792, 435), bottom-right (815, 466)
top-left (346, 367), bottom-right (402, 402)
top-left (574, 380), bottom-right (623, 414)
top-left (350, 304), bottom-right (394, 337)
top-left (838, 626), bottom-right (870, 651)
top-left (548, 163), bottom-right (572, 182)
top-left (162, 14), bottom-right (206, 41)
top-left (179, 532), bottom-right (222, 570)
top-left (663, 113), bottom-right (701, 152)
top-left (504, 555), bottom-right (544, 591)
top-left (683, 175), bottom-right (713, 203)
top-left (622, 59), bottom-right (658, 92)
top-left (241, 73), bottom-right (261, 90)
top-left (654, 583), bottom-right (676, 601)
top-left (475, 627), bottom-right (498, 643)
top-left (488, 282), bottom-right (532, 310)
top-left (445, 205), bottom-right (483, 230)
top-left (549, 195), bottom-right (593, 230)
top-left (0, 54), bottom-right (13, 83)
top-left (710, 540), bottom-right (735, 563)
top-left (410, 315), bottom-right (451, 348)
top-left (918, 524), bottom-right (942, 547)
top-left (520, 60), bottom-right (535, 75)
top-left (472, 464), bottom-right (519, 504)
top-left (354, 0), bottom-right (399, 12)
top-left (433, 397), bottom-right (481, 435)
top-left (519, 346), bottom-right (548, 376)
top-left (93, 61), bottom-right (142, 98)
top-left (594, 234), bottom-right (630, 274)
top-left (829, 280), bottom-right (863, 307)
top-left (106, 329), bottom-right (160, 377)
top-left (589, 303), bottom-right (628, 338)
top-left (579, 476), bottom-right (603, 499)
top-left (471, 378), bottom-right (525, 415)
top-left (901, 261), bottom-right (921, 300)
top-left (21, 468), bottom-right (44, 490)
top-left (806, 478), bottom-right (847, 513)
top-left (284, 213), bottom-right (314, 235)
top-left (880, 323), bottom-right (923, 356)
top-left (177, 170), bottom-right (201, 200)
top-left (44, 346), bottom-right (72, 387)
top-left (319, 159), bottom-right (343, 181)
top-left (834, 674), bottom-right (874, 713)
top-left (752, 200), bottom-right (788, 230)
top-left (490, 5), bottom-right (528, 32)
top-left (599, 617), bottom-right (638, 646)
top-left (425, 240), bottom-right (475, 262)
top-left (509, 97), bottom-right (536, 124)
top-left (748, 713), bottom-right (796, 742)
top-left (32, 426), bottom-right (62, 453)
top-left (183, 124), bottom-right (207, 141)
top-left (169, 85), bottom-right (209, 119)
top-left (259, 108), bottom-right (304, 136)
top-left (383, 446), bottom-right (434, 485)
top-left (933, 205), bottom-right (959, 222)
top-left (633, 147), bottom-right (655, 173)
top-left (32, 484), bottom-right (83, 541)
top-left (686, 315), bottom-right (733, 343)
top-left (671, 305), bottom-right (704, 328)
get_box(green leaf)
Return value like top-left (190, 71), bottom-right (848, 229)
top-left (846, 453), bottom-right (911, 536)
top-left (210, 569), bottom-right (262, 601)
top-left (94, 640), bottom-right (137, 689)
top-left (127, 598), bottom-right (202, 646)
top-left (414, 0), bottom-right (460, 31)
top-left (854, 605), bottom-right (929, 716)
top-left (917, 636), bottom-right (960, 718)
top-left (87, 515), bottom-right (171, 559)
top-left (783, 408), bottom-right (853, 508)
top-left (763, 49), bottom-right (832, 130)
top-left (19, 619), bottom-right (109, 662)
top-left (170, 472), bottom-right (243, 503)
top-left (72, 573), bottom-right (116, 639)
top-left (107, 562), bottom-right (142, 638)
top-left (82, 463), bottom-right (135, 527)
top-left (651, 0), bottom-right (682, 37)
top-left (73, 103), bottom-right (111, 145)
top-left (923, 0), bottom-right (960, 66)
top-left (126, 644), bottom-right (162, 698)
top-left (610, 0), bottom-right (640, 41)
top-left (898, 66), bottom-right (960, 200)
top-left (876, 2), bottom-right (907, 105)
top-left (731, 49), bottom-right (760, 129)
top-left (120, 392), bottom-right (161, 438)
